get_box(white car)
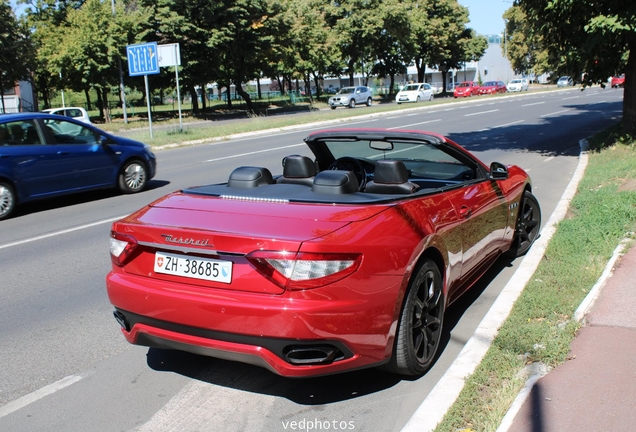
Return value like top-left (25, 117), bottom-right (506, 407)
top-left (328, 86), bottom-right (373, 109)
top-left (42, 107), bottom-right (92, 124)
top-left (395, 83), bottom-right (434, 104)
top-left (507, 78), bottom-right (529, 92)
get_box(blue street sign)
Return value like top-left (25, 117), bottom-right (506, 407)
top-left (126, 42), bottom-right (160, 76)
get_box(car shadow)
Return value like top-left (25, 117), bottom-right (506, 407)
top-left (9, 179), bottom-right (171, 219)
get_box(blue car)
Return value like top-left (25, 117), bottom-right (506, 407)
top-left (0, 112), bottom-right (157, 220)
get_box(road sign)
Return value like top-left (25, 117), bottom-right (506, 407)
top-left (158, 43), bottom-right (181, 67)
top-left (126, 42), bottom-right (160, 76)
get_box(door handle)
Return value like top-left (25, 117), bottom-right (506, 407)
top-left (459, 206), bottom-right (472, 218)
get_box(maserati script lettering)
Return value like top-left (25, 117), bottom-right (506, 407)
top-left (161, 234), bottom-right (211, 246)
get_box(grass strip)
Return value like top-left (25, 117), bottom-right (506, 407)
top-left (435, 124), bottom-right (636, 432)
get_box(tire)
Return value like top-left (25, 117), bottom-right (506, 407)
top-left (0, 182), bottom-right (16, 221)
top-left (118, 160), bottom-right (148, 194)
top-left (416, 96), bottom-right (421, 103)
top-left (506, 191), bottom-right (541, 258)
top-left (330, 106), bottom-right (336, 110)
top-left (386, 260), bottom-right (444, 376)
top-left (348, 99), bottom-right (356, 108)
top-left (429, 94), bottom-right (434, 101)
top-left (366, 97), bottom-right (372, 107)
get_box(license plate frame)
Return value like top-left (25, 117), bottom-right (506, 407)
top-left (154, 251), bottom-right (232, 284)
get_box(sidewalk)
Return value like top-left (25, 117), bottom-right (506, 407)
top-left (502, 242), bottom-right (636, 432)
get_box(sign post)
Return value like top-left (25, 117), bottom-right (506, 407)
top-left (126, 42), bottom-right (160, 138)
top-left (158, 43), bottom-right (182, 132)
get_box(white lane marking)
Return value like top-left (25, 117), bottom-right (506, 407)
top-left (401, 140), bottom-right (589, 432)
top-left (388, 119), bottom-right (442, 129)
top-left (0, 375), bottom-right (83, 419)
top-left (205, 143), bottom-right (304, 162)
top-left (522, 102), bottom-right (545, 107)
top-left (492, 120), bottom-right (524, 129)
top-left (0, 216), bottom-right (125, 250)
top-left (540, 109), bottom-right (571, 118)
top-left (464, 109), bottom-right (499, 117)
top-left (561, 96), bottom-right (580, 100)
top-left (544, 156), bottom-right (555, 162)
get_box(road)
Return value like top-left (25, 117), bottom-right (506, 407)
top-left (0, 87), bottom-right (623, 432)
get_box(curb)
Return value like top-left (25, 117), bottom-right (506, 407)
top-left (401, 138), bottom-right (590, 432)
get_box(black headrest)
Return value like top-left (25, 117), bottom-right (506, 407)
top-left (227, 166), bottom-right (274, 188)
top-left (373, 160), bottom-right (409, 184)
top-left (283, 155), bottom-right (316, 178)
top-left (311, 170), bottom-right (359, 194)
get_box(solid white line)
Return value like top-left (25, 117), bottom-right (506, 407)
top-left (0, 216), bottom-right (126, 250)
top-left (540, 109), bottom-right (571, 118)
top-left (401, 139), bottom-right (589, 432)
top-left (522, 102), bottom-right (545, 107)
top-left (464, 109), bottom-right (499, 117)
top-left (0, 375), bottom-right (83, 419)
top-left (205, 143), bottom-right (304, 162)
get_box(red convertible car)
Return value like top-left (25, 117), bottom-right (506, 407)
top-left (106, 129), bottom-right (541, 377)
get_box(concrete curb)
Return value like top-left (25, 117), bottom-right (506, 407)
top-left (401, 139), bottom-right (590, 432)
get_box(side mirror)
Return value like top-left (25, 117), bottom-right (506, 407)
top-left (489, 162), bottom-right (509, 180)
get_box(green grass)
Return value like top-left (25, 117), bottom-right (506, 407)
top-left (434, 126), bottom-right (636, 432)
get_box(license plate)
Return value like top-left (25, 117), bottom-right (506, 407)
top-left (154, 251), bottom-right (232, 284)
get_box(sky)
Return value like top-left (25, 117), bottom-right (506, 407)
top-left (458, 0), bottom-right (511, 36)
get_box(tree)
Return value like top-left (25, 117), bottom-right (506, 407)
top-left (502, 6), bottom-right (550, 78)
top-left (520, 0), bottom-right (635, 134)
top-left (0, 0), bottom-right (35, 112)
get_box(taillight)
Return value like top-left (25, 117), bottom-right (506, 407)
top-left (246, 251), bottom-right (362, 290)
top-left (110, 231), bottom-right (138, 266)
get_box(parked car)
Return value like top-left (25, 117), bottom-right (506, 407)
top-left (42, 106), bottom-right (92, 124)
top-left (507, 78), bottom-right (529, 92)
top-left (453, 81), bottom-right (480, 98)
top-left (557, 76), bottom-right (574, 87)
top-left (611, 74), bottom-right (625, 88)
top-left (395, 83), bottom-right (434, 104)
top-left (479, 81), bottom-right (507, 95)
top-left (328, 86), bottom-right (373, 109)
top-left (0, 113), bottom-right (156, 220)
top-left (106, 128), bottom-right (541, 377)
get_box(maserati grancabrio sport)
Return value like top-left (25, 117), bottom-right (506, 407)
top-left (106, 129), bottom-right (541, 377)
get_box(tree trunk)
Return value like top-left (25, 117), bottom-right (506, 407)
top-left (348, 59), bottom-right (355, 86)
top-left (96, 90), bottom-right (104, 121)
top-left (200, 85), bottom-right (207, 112)
top-left (623, 38), bottom-right (636, 135)
top-left (234, 80), bottom-right (254, 113)
top-left (84, 88), bottom-right (92, 111)
top-left (102, 88), bottom-right (111, 123)
top-left (415, 59), bottom-right (425, 84)
top-left (188, 84), bottom-right (199, 114)
top-left (312, 73), bottom-right (322, 97)
top-left (389, 74), bottom-right (396, 97)
top-left (225, 83), bottom-right (232, 109)
top-left (304, 73), bottom-right (313, 103)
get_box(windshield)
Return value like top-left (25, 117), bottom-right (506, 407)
top-left (483, 82), bottom-right (497, 86)
top-left (338, 87), bottom-right (355, 94)
top-left (458, 82), bottom-right (471, 87)
top-left (402, 84), bottom-right (420, 91)
top-left (510, 80), bottom-right (521, 84)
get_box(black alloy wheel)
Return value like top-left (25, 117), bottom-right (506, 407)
top-left (387, 260), bottom-right (444, 376)
top-left (507, 190), bottom-right (542, 258)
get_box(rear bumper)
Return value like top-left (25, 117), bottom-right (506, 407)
top-left (106, 271), bottom-right (401, 377)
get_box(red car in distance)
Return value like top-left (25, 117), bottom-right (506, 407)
top-left (106, 128), bottom-right (541, 378)
top-left (453, 81), bottom-right (480, 97)
top-left (479, 81), bottom-right (507, 95)
top-left (611, 74), bottom-right (625, 88)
